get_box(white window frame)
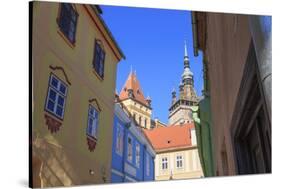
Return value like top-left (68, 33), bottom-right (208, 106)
top-left (161, 157), bottom-right (168, 170)
top-left (86, 105), bottom-right (99, 139)
top-left (45, 74), bottom-right (68, 119)
top-left (146, 153), bottom-right (150, 176)
top-left (176, 155), bottom-right (184, 169)
top-left (136, 142), bottom-right (140, 167)
top-left (116, 123), bottom-right (124, 156)
top-left (127, 135), bottom-right (133, 162)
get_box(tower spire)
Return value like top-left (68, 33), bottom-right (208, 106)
top-left (184, 41), bottom-right (190, 68)
top-left (184, 40), bottom-right (188, 57)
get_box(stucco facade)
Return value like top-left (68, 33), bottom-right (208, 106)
top-left (31, 2), bottom-right (124, 187)
top-left (154, 148), bottom-right (203, 180)
top-left (111, 104), bottom-right (155, 183)
top-left (192, 12), bottom-right (271, 176)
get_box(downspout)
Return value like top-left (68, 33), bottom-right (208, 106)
top-left (191, 12), bottom-right (199, 57)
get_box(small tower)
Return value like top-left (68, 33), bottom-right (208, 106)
top-left (118, 71), bottom-right (152, 129)
top-left (146, 95), bottom-right (152, 107)
top-left (168, 41), bottom-right (199, 125)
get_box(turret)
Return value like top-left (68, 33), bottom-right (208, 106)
top-left (146, 95), bottom-right (152, 107)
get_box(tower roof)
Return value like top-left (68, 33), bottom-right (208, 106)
top-left (119, 71), bottom-right (150, 107)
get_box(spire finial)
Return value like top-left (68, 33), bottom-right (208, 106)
top-left (184, 40), bottom-right (188, 57)
top-left (130, 65), bottom-right (133, 74)
top-left (134, 70), bottom-right (137, 76)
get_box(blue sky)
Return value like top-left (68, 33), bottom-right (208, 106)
top-left (101, 5), bottom-right (203, 124)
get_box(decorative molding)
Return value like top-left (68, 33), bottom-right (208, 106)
top-left (44, 114), bottom-right (62, 133)
top-left (49, 65), bottom-right (71, 85)
top-left (88, 98), bottom-right (101, 112)
top-left (87, 135), bottom-right (97, 152)
top-left (111, 169), bottom-right (124, 177)
top-left (124, 163), bottom-right (137, 177)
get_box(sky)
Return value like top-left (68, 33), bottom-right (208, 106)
top-left (101, 5), bottom-right (203, 124)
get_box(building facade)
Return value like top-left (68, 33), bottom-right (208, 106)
top-left (168, 43), bottom-right (199, 125)
top-left (111, 103), bottom-right (155, 182)
top-left (192, 12), bottom-right (271, 175)
top-left (118, 71), bottom-right (153, 129)
top-left (31, 2), bottom-right (124, 187)
top-left (144, 124), bottom-right (204, 180)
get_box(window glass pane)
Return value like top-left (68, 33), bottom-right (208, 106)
top-left (47, 100), bottom-right (55, 112)
top-left (51, 76), bottom-right (59, 88)
top-left (59, 84), bottom-right (66, 95)
top-left (49, 89), bottom-right (57, 101)
top-left (89, 107), bottom-right (94, 116)
top-left (57, 95), bottom-right (65, 106)
top-left (93, 117), bottom-right (98, 137)
top-left (94, 110), bottom-right (98, 119)
top-left (88, 118), bottom-right (93, 134)
top-left (69, 21), bottom-right (75, 42)
top-left (56, 106), bottom-right (63, 117)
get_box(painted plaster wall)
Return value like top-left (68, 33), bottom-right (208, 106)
top-left (32, 2), bottom-right (120, 187)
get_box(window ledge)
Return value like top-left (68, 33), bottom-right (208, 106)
top-left (57, 29), bottom-right (76, 49)
top-left (92, 69), bottom-right (104, 81)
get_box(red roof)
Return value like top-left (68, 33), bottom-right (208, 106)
top-left (143, 123), bottom-right (195, 151)
top-left (119, 72), bottom-right (149, 106)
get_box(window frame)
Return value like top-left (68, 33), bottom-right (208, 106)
top-left (161, 157), bottom-right (168, 170)
top-left (92, 39), bottom-right (106, 80)
top-left (86, 104), bottom-right (99, 139)
top-left (44, 73), bottom-right (68, 120)
top-left (127, 135), bottom-right (133, 162)
top-left (146, 153), bottom-right (150, 176)
top-left (135, 142), bottom-right (140, 167)
top-left (116, 123), bottom-right (124, 156)
top-left (176, 155), bottom-right (184, 169)
top-left (57, 3), bottom-right (79, 45)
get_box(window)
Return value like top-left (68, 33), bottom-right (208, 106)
top-left (161, 157), bottom-right (168, 170)
top-left (127, 135), bottom-right (133, 162)
top-left (146, 153), bottom-right (150, 176)
top-left (116, 123), bottom-right (124, 156)
top-left (58, 3), bottom-right (78, 44)
top-left (93, 40), bottom-right (106, 79)
top-left (136, 143), bottom-right (140, 167)
top-left (45, 74), bottom-right (68, 119)
top-left (139, 116), bottom-right (142, 126)
top-left (87, 105), bottom-right (99, 139)
top-left (176, 155), bottom-right (183, 169)
top-left (144, 118), bottom-right (147, 128)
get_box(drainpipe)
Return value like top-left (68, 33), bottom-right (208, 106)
top-left (248, 16), bottom-right (272, 123)
top-left (191, 12), bottom-right (199, 57)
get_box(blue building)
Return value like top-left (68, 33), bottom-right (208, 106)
top-left (111, 103), bottom-right (155, 183)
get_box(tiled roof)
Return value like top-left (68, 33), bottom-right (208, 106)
top-left (119, 72), bottom-right (149, 107)
top-left (143, 123), bottom-right (195, 151)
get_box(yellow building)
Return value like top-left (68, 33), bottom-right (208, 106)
top-left (144, 124), bottom-right (204, 180)
top-left (118, 71), bottom-right (153, 129)
top-left (31, 2), bottom-right (124, 187)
